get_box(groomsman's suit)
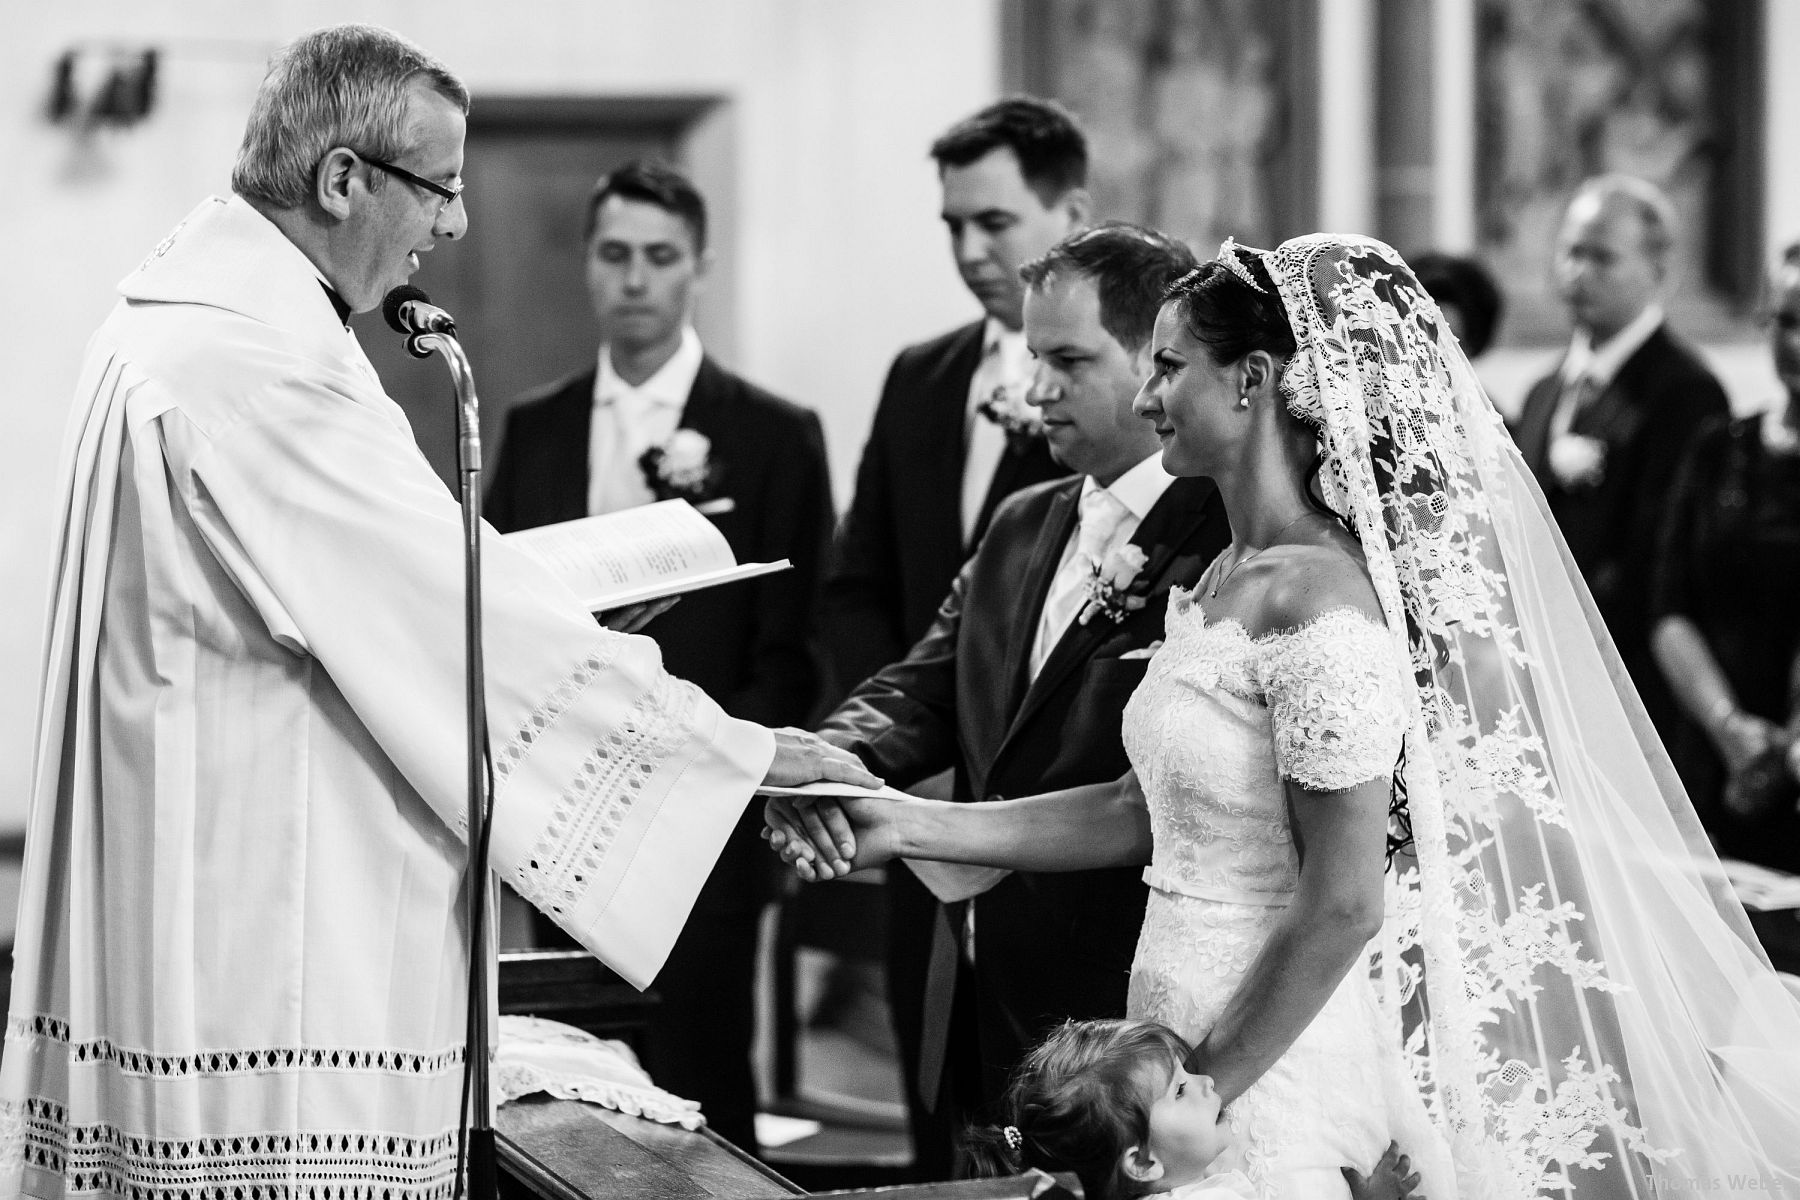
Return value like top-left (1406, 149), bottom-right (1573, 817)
top-left (822, 319), bottom-right (1068, 693)
top-left (819, 466), bottom-right (1230, 1122)
top-left (1512, 319), bottom-right (1727, 737)
top-left (486, 352), bottom-right (833, 1152)
top-left (819, 320), bottom-right (1067, 1178)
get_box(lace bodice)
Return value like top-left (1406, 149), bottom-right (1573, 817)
top-left (1122, 590), bottom-right (1440, 1198)
top-left (1123, 589), bottom-right (1409, 905)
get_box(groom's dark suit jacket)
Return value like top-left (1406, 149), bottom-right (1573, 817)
top-left (484, 355), bottom-right (832, 1154)
top-left (821, 321), bottom-right (1069, 697)
top-left (819, 472), bottom-right (1230, 1105)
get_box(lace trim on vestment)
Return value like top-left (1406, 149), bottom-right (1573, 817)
top-left (491, 637), bottom-right (625, 793)
top-left (5, 1015), bottom-right (464, 1079)
top-left (0, 1096), bottom-right (456, 1199)
top-left (512, 668), bottom-right (705, 921)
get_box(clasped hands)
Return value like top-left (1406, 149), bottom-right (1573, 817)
top-left (758, 742), bottom-right (898, 883)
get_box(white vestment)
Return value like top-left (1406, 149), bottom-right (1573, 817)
top-left (0, 196), bottom-right (774, 1198)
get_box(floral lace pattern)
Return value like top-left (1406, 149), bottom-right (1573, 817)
top-left (512, 668), bottom-right (704, 921)
top-left (1251, 235), bottom-right (1673, 1194)
top-left (1123, 596), bottom-right (1416, 1196)
top-left (1126, 595), bottom-right (1406, 906)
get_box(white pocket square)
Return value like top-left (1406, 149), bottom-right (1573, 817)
top-left (1119, 640), bottom-right (1164, 661)
top-left (693, 497), bottom-right (737, 515)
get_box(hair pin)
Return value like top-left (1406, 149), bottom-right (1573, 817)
top-left (1216, 236), bottom-right (1267, 294)
top-left (1003, 1125), bottom-right (1023, 1152)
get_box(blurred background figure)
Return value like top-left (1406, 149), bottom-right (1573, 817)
top-left (1510, 174), bottom-right (1730, 748)
top-left (1653, 242), bottom-right (1800, 872)
top-left (1411, 251), bottom-right (1504, 357)
top-left (485, 161), bottom-right (835, 1154)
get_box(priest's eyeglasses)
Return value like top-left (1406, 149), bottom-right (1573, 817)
top-left (362, 154), bottom-right (465, 214)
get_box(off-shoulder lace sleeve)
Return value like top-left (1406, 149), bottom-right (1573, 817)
top-left (1257, 608), bottom-right (1409, 791)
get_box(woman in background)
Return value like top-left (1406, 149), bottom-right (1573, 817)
top-left (1653, 242), bottom-right (1800, 870)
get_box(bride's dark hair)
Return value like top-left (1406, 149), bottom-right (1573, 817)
top-left (1161, 253), bottom-right (1296, 366)
top-left (960, 1018), bottom-right (1191, 1200)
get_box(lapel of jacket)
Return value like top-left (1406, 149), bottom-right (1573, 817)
top-left (1008, 475), bottom-right (1220, 735)
top-left (929, 323), bottom-right (987, 554)
top-left (1514, 356), bottom-right (1569, 476)
top-left (997, 480), bottom-right (1083, 717)
top-left (676, 356), bottom-right (730, 439)
top-left (977, 440), bottom-right (1040, 548)
top-left (1573, 328), bottom-right (1665, 443)
top-left (547, 370), bottom-right (599, 520)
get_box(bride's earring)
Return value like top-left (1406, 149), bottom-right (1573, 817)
top-left (1237, 391), bottom-right (1251, 409)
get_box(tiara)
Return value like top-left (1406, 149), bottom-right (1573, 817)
top-left (1216, 236), bottom-right (1267, 294)
top-left (1003, 1125), bottom-right (1023, 1152)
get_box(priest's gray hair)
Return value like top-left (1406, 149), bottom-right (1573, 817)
top-left (232, 24), bottom-right (469, 210)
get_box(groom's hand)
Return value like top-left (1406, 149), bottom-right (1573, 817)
top-left (764, 795), bottom-right (855, 881)
top-left (765, 793), bottom-right (901, 882)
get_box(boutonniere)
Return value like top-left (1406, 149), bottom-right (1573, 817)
top-left (1078, 544), bottom-right (1150, 625)
top-left (639, 428), bottom-right (726, 507)
top-left (1547, 432), bottom-right (1607, 490)
top-left (976, 383), bottom-right (1046, 454)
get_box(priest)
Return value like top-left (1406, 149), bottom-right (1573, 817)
top-left (0, 24), bottom-right (873, 1198)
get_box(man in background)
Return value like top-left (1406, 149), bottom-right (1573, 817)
top-left (817, 96), bottom-right (1091, 1178)
top-left (486, 161), bottom-right (834, 1153)
top-left (1512, 173), bottom-right (1729, 742)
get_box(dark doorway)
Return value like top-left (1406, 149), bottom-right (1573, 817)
top-left (355, 96), bottom-right (726, 490)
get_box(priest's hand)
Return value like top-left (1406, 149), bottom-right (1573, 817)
top-left (763, 728), bottom-right (882, 791)
top-left (597, 596), bottom-right (679, 633)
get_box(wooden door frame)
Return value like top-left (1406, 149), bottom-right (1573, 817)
top-left (466, 95), bottom-right (739, 364)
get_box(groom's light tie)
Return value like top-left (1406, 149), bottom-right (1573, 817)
top-left (589, 392), bottom-right (662, 516)
top-left (1031, 486), bottom-right (1130, 678)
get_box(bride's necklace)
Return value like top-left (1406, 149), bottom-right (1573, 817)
top-left (1208, 512), bottom-right (1324, 598)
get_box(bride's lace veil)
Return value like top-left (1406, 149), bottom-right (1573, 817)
top-left (1245, 234), bottom-right (1800, 1198)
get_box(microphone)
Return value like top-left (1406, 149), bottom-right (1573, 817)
top-left (382, 285), bottom-right (458, 337)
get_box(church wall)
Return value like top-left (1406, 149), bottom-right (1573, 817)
top-left (0, 0), bottom-right (1002, 833)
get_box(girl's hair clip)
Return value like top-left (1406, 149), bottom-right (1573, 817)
top-left (1216, 236), bottom-right (1268, 294)
top-left (1003, 1125), bottom-right (1023, 1152)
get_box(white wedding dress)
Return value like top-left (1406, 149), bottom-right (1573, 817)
top-left (1123, 590), bottom-right (1450, 1200)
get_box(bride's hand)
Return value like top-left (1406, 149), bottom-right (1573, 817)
top-left (1343, 1142), bottom-right (1423, 1200)
top-left (764, 795), bottom-right (900, 882)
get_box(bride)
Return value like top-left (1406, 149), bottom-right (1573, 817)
top-left (770, 235), bottom-right (1800, 1198)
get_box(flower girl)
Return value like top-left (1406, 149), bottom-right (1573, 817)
top-left (962, 1019), bottom-right (1421, 1200)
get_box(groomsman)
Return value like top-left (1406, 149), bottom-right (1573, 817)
top-left (819, 98), bottom-right (1090, 1176)
top-left (819, 224), bottom-right (1231, 1168)
top-left (1511, 174), bottom-right (1728, 743)
top-left (485, 161), bottom-right (834, 1153)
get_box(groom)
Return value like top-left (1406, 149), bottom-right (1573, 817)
top-left (815, 223), bottom-right (1231, 1146)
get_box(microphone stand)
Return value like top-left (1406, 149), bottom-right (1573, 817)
top-left (409, 325), bottom-right (498, 1200)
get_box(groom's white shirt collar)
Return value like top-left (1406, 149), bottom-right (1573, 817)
top-left (1560, 302), bottom-right (1663, 390)
top-left (594, 325), bottom-right (704, 418)
top-left (1082, 451), bottom-right (1177, 521)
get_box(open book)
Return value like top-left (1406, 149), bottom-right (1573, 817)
top-left (503, 499), bottom-right (789, 612)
